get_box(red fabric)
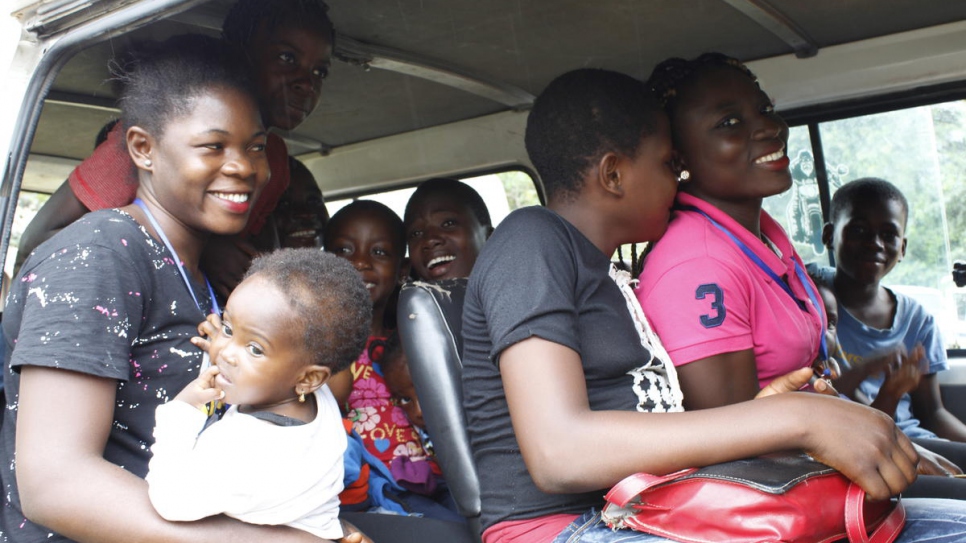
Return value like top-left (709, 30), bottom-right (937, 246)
top-left (67, 126), bottom-right (290, 237)
top-left (482, 514), bottom-right (579, 543)
top-left (246, 132), bottom-right (289, 236)
top-left (68, 122), bottom-right (138, 210)
top-left (345, 336), bottom-right (439, 473)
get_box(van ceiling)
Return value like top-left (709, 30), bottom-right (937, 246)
top-left (27, 0), bottom-right (966, 183)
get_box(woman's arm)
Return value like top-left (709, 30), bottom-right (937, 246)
top-left (500, 337), bottom-right (918, 502)
top-left (16, 366), bottom-right (331, 543)
top-left (673, 349), bottom-right (760, 410)
top-left (911, 373), bottom-right (966, 442)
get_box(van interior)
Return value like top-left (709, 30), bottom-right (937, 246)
top-left (2, 0), bottom-right (965, 524)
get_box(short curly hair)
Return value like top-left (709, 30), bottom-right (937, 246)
top-left (323, 200), bottom-right (406, 257)
top-left (404, 177), bottom-right (493, 231)
top-left (244, 248), bottom-right (371, 372)
top-left (830, 177), bottom-right (909, 227)
top-left (114, 34), bottom-right (256, 138)
top-left (222, 0), bottom-right (335, 51)
top-left (525, 69), bottom-right (663, 203)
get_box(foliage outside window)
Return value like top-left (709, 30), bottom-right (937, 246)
top-left (5, 191), bottom-right (50, 282)
top-left (765, 101), bottom-right (966, 349)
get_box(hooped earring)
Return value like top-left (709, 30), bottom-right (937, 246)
top-left (677, 169), bottom-right (691, 183)
top-left (143, 159), bottom-right (152, 168)
top-left (298, 392), bottom-right (306, 403)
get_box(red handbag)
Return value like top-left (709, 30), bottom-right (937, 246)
top-left (602, 453), bottom-right (905, 543)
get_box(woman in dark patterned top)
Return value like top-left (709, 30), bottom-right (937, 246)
top-left (0, 35), bottom-right (357, 543)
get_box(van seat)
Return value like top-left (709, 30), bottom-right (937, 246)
top-left (397, 278), bottom-right (482, 541)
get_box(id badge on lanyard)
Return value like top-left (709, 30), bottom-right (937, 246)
top-left (134, 199), bottom-right (223, 416)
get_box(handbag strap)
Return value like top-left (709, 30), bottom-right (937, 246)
top-left (845, 483), bottom-right (906, 543)
top-left (603, 468), bottom-right (697, 508)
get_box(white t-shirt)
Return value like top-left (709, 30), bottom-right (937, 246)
top-left (147, 386), bottom-right (347, 539)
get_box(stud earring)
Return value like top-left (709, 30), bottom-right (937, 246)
top-left (677, 170), bottom-right (690, 183)
top-left (144, 159), bottom-right (152, 168)
top-left (298, 392), bottom-right (306, 403)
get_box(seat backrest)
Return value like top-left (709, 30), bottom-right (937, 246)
top-left (397, 278), bottom-right (481, 540)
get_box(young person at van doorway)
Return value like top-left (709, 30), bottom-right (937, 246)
top-left (810, 268), bottom-right (966, 487)
top-left (461, 66), bottom-right (966, 543)
top-left (147, 249), bottom-right (371, 540)
top-left (636, 54), bottom-right (966, 500)
top-left (404, 178), bottom-right (493, 281)
top-left (15, 0), bottom-right (335, 300)
top-left (0, 34), bottom-right (365, 543)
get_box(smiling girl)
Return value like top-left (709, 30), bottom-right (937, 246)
top-left (636, 54), bottom-right (825, 408)
top-left (0, 35), bottom-right (353, 543)
top-left (322, 202), bottom-right (434, 469)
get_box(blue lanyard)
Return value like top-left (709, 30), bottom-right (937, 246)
top-left (133, 198), bottom-right (220, 317)
top-left (679, 205), bottom-right (828, 360)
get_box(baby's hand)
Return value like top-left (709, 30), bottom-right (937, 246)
top-left (190, 313), bottom-right (223, 354)
top-left (338, 521), bottom-right (373, 543)
top-left (173, 365), bottom-right (224, 411)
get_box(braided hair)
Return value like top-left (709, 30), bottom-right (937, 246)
top-left (646, 52), bottom-right (760, 119)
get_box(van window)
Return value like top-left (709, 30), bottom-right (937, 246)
top-left (4, 190), bottom-right (50, 282)
top-left (325, 169), bottom-right (539, 227)
top-left (763, 100), bottom-right (966, 349)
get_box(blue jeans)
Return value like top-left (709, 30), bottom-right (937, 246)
top-left (553, 499), bottom-right (966, 542)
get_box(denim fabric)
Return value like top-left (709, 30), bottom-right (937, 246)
top-left (553, 499), bottom-right (966, 543)
top-left (899, 498), bottom-right (966, 542)
top-left (551, 510), bottom-right (674, 543)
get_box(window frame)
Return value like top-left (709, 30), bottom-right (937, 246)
top-left (779, 84), bottom-right (966, 358)
top-left (322, 164), bottom-right (543, 212)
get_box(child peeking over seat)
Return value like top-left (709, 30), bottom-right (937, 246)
top-left (404, 178), bottom-right (493, 281)
top-left (381, 331), bottom-right (461, 519)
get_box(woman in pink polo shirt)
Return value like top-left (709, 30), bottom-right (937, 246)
top-left (636, 53), bottom-right (825, 409)
top-left (634, 53), bottom-right (966, 499)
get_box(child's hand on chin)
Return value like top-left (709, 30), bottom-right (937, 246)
top-left (174, 365), bottom-right (225, 411)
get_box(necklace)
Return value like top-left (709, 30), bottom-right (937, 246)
top-left (245, 395), bottom-right (303, 412)
top-left (133, 198), bottom-right (220, 317)
top-left (133, 198), bottom-right (223, 389)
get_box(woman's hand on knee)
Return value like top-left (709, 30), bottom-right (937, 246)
top-left (802, 398), bottom-right (918, 501)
